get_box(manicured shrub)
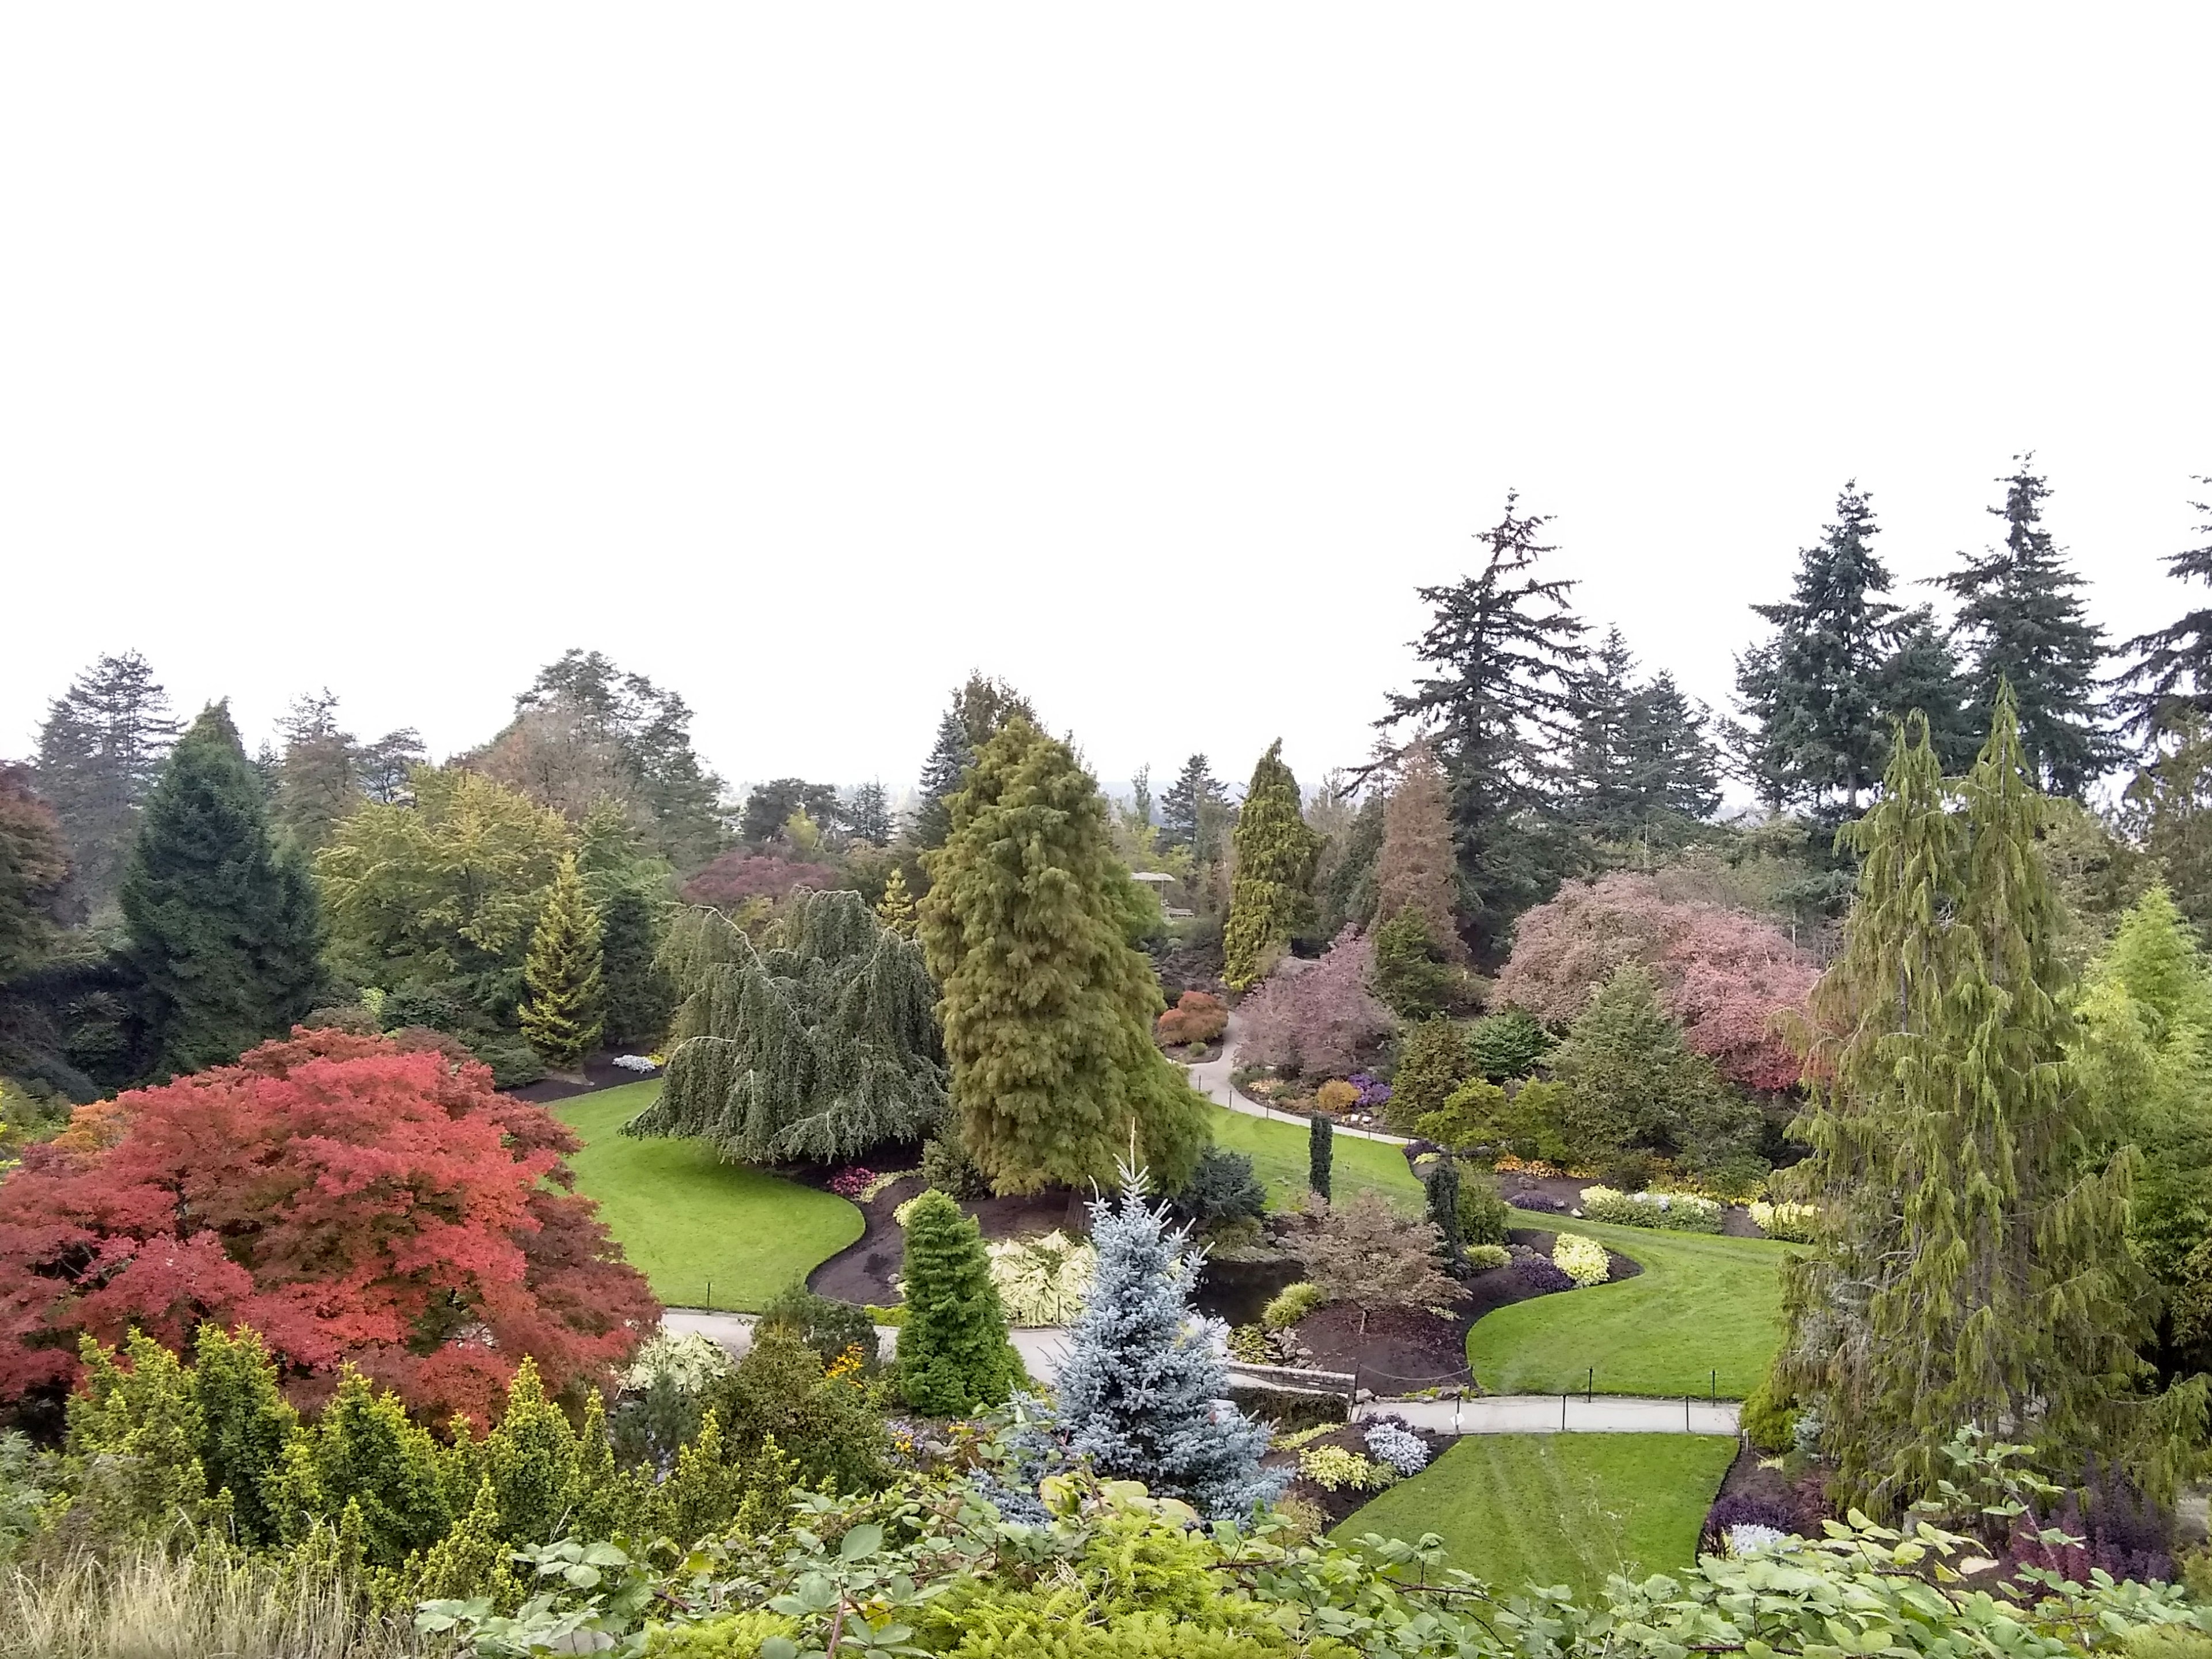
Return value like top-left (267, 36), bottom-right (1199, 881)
top-left (1455, 1169), bottom-right (1512, 1246)
top-left (1315, 1078), bottom-right (1359, 1113)
top-left (1424, 1157), bottom-right (1462, 1263)
top-left (919, 1129), bottom-right (987, 1199)
top-left (1750, 1200), bottom-right (1819, 1243)
top-left (1384, 1018), bottom-right (1471, 1134)
top-left (1467, 1009), bottom-right (1553, 1080)
top-left (1372, 904), bottom-right (1457, 1018)
top-left (1261, 1282), bottom-right (1326, 1331)
top-left (1464, 1244), bottom-right (1511, 1271)
top-left (1512, 1254), bottom-right (1575, 1294)
top-left (1578, 1185), bottom-right (1725, 1233)
top-left (1308, 1113), bottom-right (1333, 1199)
top-left (1363, 1419), bottom-right (1431, 1475)
top-left (1297, 1445), bottom-right (1395, 1491)
top-left (760, 1283), bottom-right (881, 1371)
top-left (1294, 1191), bottom-right (1458, 1320)
top-left (1552, 1233), bottom-right (1610, 1287)
top-left (895, 1190), bottom-right (1022, 1416)
top-left (1172, 1147), bottom-right (1266, 1232)
top-left (702, 1324), bottom-right (888, 1496)
top-left (1739, 1373), bottom-right (1801, 1455)
top-left (1156, 990), bottom-right (1228, 1046)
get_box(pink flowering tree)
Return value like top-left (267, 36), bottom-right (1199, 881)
top-left (1494, 873), bottom-right (1815, 1092)
top-left (1237, 927), bottom-right (1395, 1077)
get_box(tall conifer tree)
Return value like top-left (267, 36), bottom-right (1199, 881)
top-left (919, 717), bottom-right (1209, 1193)
top-left (1159, 753), bottom-right (1229, 861)
top-left (2116, 483), bottom-right (2212, 748)
top-left (1373, 737), bottom-right (1460, 957)
top-left (120, 703), bottom-right (321, 1077)
top-left (1778, 691), bottom-right (2161, 1513)
top-left (36, 650), bottom-right (180, 914)
top-left (1222, 741), bottom-right (1321, 989)
top-left (1378, 493), bottom-right (1588, 955)
top-left (1936, 460), bottom-right (2118, 797)
top-left (272, 690), bottom-right (361, 854)
top-left (519, 852), bottom-right (606, 1068)
top-left (895, 1189), bottom-right (1022, 1416)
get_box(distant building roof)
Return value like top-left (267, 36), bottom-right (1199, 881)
top-left (1131, 871), bottom-right (1176, 884)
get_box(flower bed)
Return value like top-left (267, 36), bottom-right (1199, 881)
top-left (1749, 1200), bottom-right (1817, 1242)
top-left (1553, 1232), bottom-right (1611, 1287)
top-left (1578, 1185), bottom-right (1724, 1233)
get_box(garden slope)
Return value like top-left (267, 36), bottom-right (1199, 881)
top-left (552, 1080), bottom-right (863, 1310)
top-left (1464, 1210), bottom-right (1793, 1398)
top-left (1336, 1433), bottom-right (1736, 1603)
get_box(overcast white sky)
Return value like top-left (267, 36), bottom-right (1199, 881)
top-left (4, 8), bottom-right (2209, 800)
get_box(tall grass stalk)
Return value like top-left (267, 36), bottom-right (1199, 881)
top-left (0, 1544), bottom-right (430, 1659)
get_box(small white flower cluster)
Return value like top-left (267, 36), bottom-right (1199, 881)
top-left (1580, 1185), bottom-right (1724, 1232)
top-left (1363, 1421), bottom-right (1430, 1475)
top-left (1553, 1232), bottom-right (1611, 1287)
top-left (1725, 1522), bottom-right (1790, 1556)
top-left (1749, 1200), bottom-right (1818, 1242)
top-left (611, 1054), bottom-right (660, 1073)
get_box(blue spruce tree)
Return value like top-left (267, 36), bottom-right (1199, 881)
top-left (1050, 1169), bottom-right (1285, 1520)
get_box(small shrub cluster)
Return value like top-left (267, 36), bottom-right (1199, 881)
top-left (827, 1166), bottom-right (879, 1199)
top-left (1750, 1199), bottom-right (1819, 1242)
top-left (1552, 1232), bottom-right (1611, 1287)
top-left (1463, 1243), bottom-right (1512, 1271)
top-left (919, 1132), bottom-right (987, 1199)
top-left (1703, 1490), bottom-right (1804, 1555)
top-left (1467, 1009), bottom-right (1553, 1080)
top-left (986, 1231), bottom-right (1098, 1327)
top-left (1347, 1071), bottom-right (1392, 1108)
top-left (1455, 1169), bottom-right (1512, 1245)
top-left (1297, 1445), bottom-right (1396, 1491)
top-left (1509, 1250), bottom-right (1575, 1294)
top-left (1578, 1185), bottom-right (1725, 1233)
top-left (1156, 989), bottom-right (1228, 1046)
top-left (1363, 1419), bottom-right (1431, 1475)
top-left (1261, 1281), bottom-right (1326, 1331)
top-left (1172, 1147), bottom-right (1266, 1232)
top-left (1315, 1078), bottom-right (1361, 1113)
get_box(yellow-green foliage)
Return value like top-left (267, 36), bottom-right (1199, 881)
top-left (1296, 1445), bottom-right (1395, 1492)
top-left (482, 1357), bottom-right (579, 1544)
top-left (1260, 1281), bottom-right (1325, 1331)
top-left (520, 851), bottom-right (605, 1067)
top-left (413, 1476), bottom-right (524, 1609)
top-left (1552, 1232), bottom-right (1610, 1287)
top-left (1749, 1200), bottom-right (1818, 1243)
top-left (1222, 741), bottom-right (1321, 991)
top-left (644, 1610), bottom-right (803, 1657)
top-left (1315, 1080), bottom-right (1359, 1113)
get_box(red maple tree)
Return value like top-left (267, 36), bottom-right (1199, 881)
top-left (1494, 873), bottom-right (1816, 1092)
top-left (0, 1028), bottom-right (658, 1425)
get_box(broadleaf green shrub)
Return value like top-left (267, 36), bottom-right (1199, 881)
top-left (1552, 1232), bottom-right (1609, 1287)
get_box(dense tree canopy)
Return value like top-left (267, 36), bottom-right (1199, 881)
top-left (0, 762), bottom-right (71, 980)
top-left (919, 717), bottom-right (1209, 1193)
top-left (629, 890), bottom-right (945, 1164)
top-left (271, 690), bottom-right (361, 854)
top-left (519, 853), bottom-right (605, 1068)
top-left (1237, 926), bottom-right (1393, 1078)
top-left (34, 650), bottom-right (179, 916)
top-left (1158, 753), bottom-right (1230, 860)
top-left (122, 704), bottom-right (323, 1077)
top-left (0, 1028), bottom-right (657, 1426)
top-left (911, 672), bottom-right (1035, 851)
top-left (2118, 486), bottom-right (2212, 748)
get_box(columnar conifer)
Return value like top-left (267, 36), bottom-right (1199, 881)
top-left (520, 852), bottom-right (605, 1069)
top-left (875, 865), bottom-right (918, 937)
top-left (1779, 690), bottom-right (2168, 1513)
top-left (1374, 737), bottom-right (1460, 958)
top-left (1223, 740), bottom-right (1321, 989)
top-left (919, 717), bottom-right (1209, 1193)
top-left (895, 1188), bottom-right (1022, 1416)
top-left (1308, 1113), bottom-right (1332, 1200)
top-left (122, 702), bottom-right (322, 1075)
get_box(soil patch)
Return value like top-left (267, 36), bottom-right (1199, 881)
top-left (806, 1181), bottom-right (1086, 1306)
top-left (1293, 1302), bottom-right (1472, 1394)
top-left (1707, 1441), bottom-right (1828, 1543)
top-left (1265, 1418), bottom-right (1453, 1529)
top-left (506, 1055), bottom-right (658, 1104)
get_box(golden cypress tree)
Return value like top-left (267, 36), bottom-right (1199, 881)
top-left (1223, 740), bottom-right (1321, 990)
top-left (520, 852), bottom-right (604, 1068)
top-left (875, 865), bottom-right (918, 937)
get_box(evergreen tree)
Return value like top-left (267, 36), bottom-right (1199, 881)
top-left (739, 778), bottom-right (842, 849)
top-left (35, 650), bottom-right (180, 913)
top-left (874, 865), bottom-right (918, 937)
top-left (1050, 1175), bottom-right (1283, 1519)
top-left (1313, 787), bottom-right (1386, 937)
top-left (1619, 671), bottom-right (1724, 834)
top-left (1159, 754), bottom-right (1230, 860)
top-left (191, 1324), bottom-right (299, 1547)
top-left (1936, 460), bottom-right (2119, 797)
top-left (1567, 626), bottom-right (1641, 838)
top-left (912, 673), bottom-right (1035, 851)
top-left (519, 852), bottom-right (605, 1069)
top-left (918, 717), bottom-right (1209, 1193)
top-left (1778, 691), bottom-right (2163, 1515)
top-left (1383, 1018), bottom-right (1473, 1135)
top-left (483, 1357), bottom-right (581, 1545)
top-left (0, 762), bottom-right (71, 978)
top-left (1222, 740), bottom-right (1321, 989)
top-left (1547, 963), bottom-right (1749, 1174)
top-left (1373, 737), bottom-right (1460, 958)
top-left (631, 889), bottom-right (944, 1163)
top-left (272, 690), bottom-right (361, 854)
top-left (1308, 1112), bottom-right (1332, 1200)
top-left (1876, 605), bottom-right (1979, 774)
top-left (1370, 904), bottom-right (1455, 1018)
top-left (2116, 484), bottom-right (2212, 747)
top-left (1378, 493), bottom-right (1589, 956)
top-left (357, 729), bottom-right (429, 804)
top-left (292, 1369), bottom-right (452, 1566)
top-left (122, 703), bottom-right (322, 1077)
top-left (2124, 715), bottom-right (2212, 935)
top-left (1424, 1157), bottom-right (1463, 1270)
top-left (576, 801), bottom-right (675, 1046)
top-left (846, 778), bottom-right (893, 846)
top-left (895, 1188), bottom-right (1023, 1416)
top-left (1732, 483), bottom-right (1899, 815)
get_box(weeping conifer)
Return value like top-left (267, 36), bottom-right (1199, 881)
top-left (519, 853), bottom-right (605, 1069)
top-left (1779, 688), bottom-right (2182, 1514)
top-left (627, 887), bottom-right (945, 1164)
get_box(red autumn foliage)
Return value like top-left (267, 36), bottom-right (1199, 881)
top-left (1155, 990), bottom-right (1228, 1047)
top-left (0, 1028), bottom-right (658, 1426)
top-left (680, 851), bottom-right (842, 908)
top-left (1494, 872), bottom-right (1816, 1092)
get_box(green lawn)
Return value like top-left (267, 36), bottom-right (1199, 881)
top-left (1464, 1210), bottom-right (1793, 1399)
top-left (1206, 1106), bottom-right (1426, 1213)
top-left (552, 1081), bottom-right (863, 1311)
top-left (1334, 1433), bottom-right (1736, 1603)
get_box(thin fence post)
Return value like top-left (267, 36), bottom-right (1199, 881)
top-left (705, 1278), bottom-right (712, 1310)
top-left (1709, 1369), bottom-right (1716, 1404)
top-left (1586, 1366), bottom-right (1593, 1403)
top-left (1684, 1395), bottom-right (1691, 1431)
top-left (1561, 1392), bottom-right (1567, 1431)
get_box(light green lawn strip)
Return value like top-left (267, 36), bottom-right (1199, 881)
top-left (1464, 1209), bottom-right (1794, 1399)
top-left (1205, 1105), bottom-right (1426, 1214)
top-left (552, 1080), bottom-right (863, 1312)
top-left (1334, 1433), bottom-right (1736, 1604)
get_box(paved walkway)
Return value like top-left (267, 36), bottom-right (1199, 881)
top-left (1189, 1014), bottom-right (1412, 1146)
top-left (663, 1310), bottom-right (1736, 1437)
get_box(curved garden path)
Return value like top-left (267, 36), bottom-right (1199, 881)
top-left (1192, 1012), bottom-right (1412, 1146)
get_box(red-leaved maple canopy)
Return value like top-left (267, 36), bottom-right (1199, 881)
top-left (0, 1028), bottom-right (658, 1426)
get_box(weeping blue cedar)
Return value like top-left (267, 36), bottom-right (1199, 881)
top-left (1779, 688), bottom-right (2200, 1517)
top-left (626, 888), bottom-right (945, 1164)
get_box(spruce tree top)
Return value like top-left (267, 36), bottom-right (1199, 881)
top-left (2116, 484), bottom-right (2212, 746)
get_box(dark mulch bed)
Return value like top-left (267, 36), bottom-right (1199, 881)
top-left (1496, 1170), bottom-right (1769, 1237)
top-left (1507, 1226), bottom-right (1643, 1285)
top-left (1706, 1441), bottom-right (1829, 1545)
top-left (1265, 1417), bottom-right (1454, 1528)
top-left (1293, 1303), bottom-right (1472, 1394)
top-left (506, 1054), bottom-right (658, 1103)
top-left (1158, 1039), bottom-right (1226, 1064)
top-left (806, 1180), bottom-right (1087, 1306)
